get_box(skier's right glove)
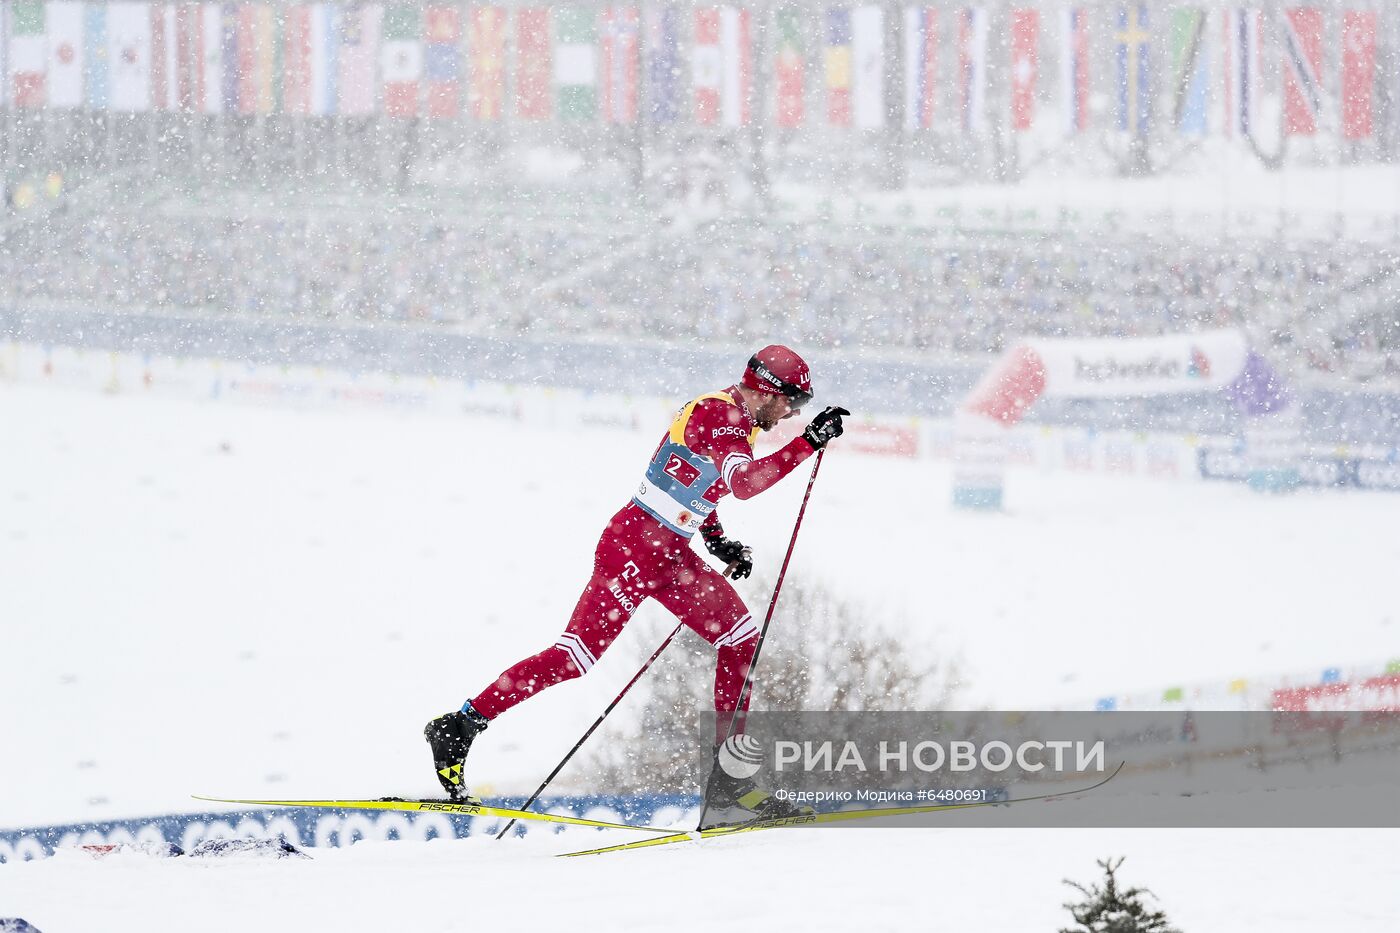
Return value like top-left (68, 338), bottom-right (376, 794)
top-left (704, 536), bottom-right (754, 579)
top-left (802, 406), bottom-right (851, 450)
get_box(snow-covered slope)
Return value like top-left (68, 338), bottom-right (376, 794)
top-left (3, 384), bottom-right (1397, 830)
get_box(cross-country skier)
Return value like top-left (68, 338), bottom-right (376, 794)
top-left (425, 346), bottom-right (849, 820)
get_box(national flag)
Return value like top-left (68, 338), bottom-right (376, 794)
top-left (424, 6), bottom-right (460, 118)
top-left (824, 8), bottom-right (850, 126)
top-left (647, 5), bottom-right (679, 124)
top-left (150, 3), bottom-right (179, 111)
top-left (1222, 9), bottom-right (1261, 139)
top-left (1169, 8), bottom-right (1208, 135)
top-left (1010, 9), bottom-right (1038, 132)
top-left (957, 7), bottom-right (987, 135)
top-left (9, 0), bottom-right (46, 107)
top-left (381, 5), bottom-right (421, 117)
top-left (1059, 8), bottom-right (1089, 135)
top-left (1280, 7), bottom-right (1322, 136)
top-left (717, 6), bottom-right (750, 127)
top-left (775, 7), bottom-right (803, 129)
top-left (108, 1), bottom-right (151, 112)
top-left (851, 6), bottom-right (882, 129)
top-left (309, 3), bottom-right (338, 115)
top-left (47, 1), bottom-right (85, 109)
top-left (283, 4), bottom-right (312, 114)
top-left (233, 3), bottom-right (275, 115)
top-left (693, 8), bottom-right (721, 124)
top-left (337, 2), bottom-right (381, 116)
top-left (252, 3), bottom-right (277, 114)
top-left (197, 2), bottom-right (224, 114)
top-left (234, 3), bottom-right (255, 113)
top-left (1342, 11), bottom-right (1376, 140)
top-left (554, 6), bottom-right (595, 121)
top-left (84, 3), bottom-right (108, 109)
top-left (903, 7), bottom-right (935, 131)
top-left (1115, 4), bottom-right (1150, 136)
top-left (220, 2), bottom-right (238, 114)
top-left (468, 6), bottom-right (506, 121)
top-left (516, 7), bottom-right (550, 120)
top-left (285, 3), bottom-right (336, 116)
top-left (174, 3), bottom-right (198, 111)
top-left (601, 6), bottom-right (639, 124)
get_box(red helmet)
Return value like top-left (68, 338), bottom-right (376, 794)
top-left (742, 345), bottom-right (813, 407)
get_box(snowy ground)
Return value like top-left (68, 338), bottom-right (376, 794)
top-left (3, 383), bottom-right (1398, 825)
top-left (5, 826), bottom-right (1398, 932)
top-left (3, 383), bottom-right (1398, 930)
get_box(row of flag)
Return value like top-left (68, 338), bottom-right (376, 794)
top-left (0, 2), bottom-right (1387, 139)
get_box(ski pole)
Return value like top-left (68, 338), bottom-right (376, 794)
top-left (494, 622), bottom-right (684, 840)
top-left (719, 447), bottom-right (825, 751)
top-left (697, 448), bottom-right (825, 832)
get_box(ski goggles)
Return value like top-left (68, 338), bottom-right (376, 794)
top-left (747, 355), bottom-right (814, 411)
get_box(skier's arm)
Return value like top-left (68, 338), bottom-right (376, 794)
top-left (722, 406), bottom-right (850, 499)
top-left (721, 437), bottom-right (815, 500)
top-left (699, 511), bottom-right (726, 544)
top-left (698, 509), bottom-right (754, 579)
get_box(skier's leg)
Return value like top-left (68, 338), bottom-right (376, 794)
top-left (650, 551), bottom-right (759, 745)
top-left (468, 572), bottom-right (638, 719)
top-left (466, 514), bottom-right (657, 720)
top-left (653, 551), bottom-right (811, 823)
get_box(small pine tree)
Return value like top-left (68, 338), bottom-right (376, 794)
top-left (1060, 857), bottom-right (1181, 933)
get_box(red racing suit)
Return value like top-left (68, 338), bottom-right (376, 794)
top-left (469, 386), bottom-right (816, 739)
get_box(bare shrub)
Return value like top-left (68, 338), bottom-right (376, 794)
top-left (579, 571), bottom-right (963, 794)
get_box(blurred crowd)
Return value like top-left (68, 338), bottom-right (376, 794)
top-left (2, 209), bottom-right (602, 328)
top-left (4, 192), bottom-right (1397, 381)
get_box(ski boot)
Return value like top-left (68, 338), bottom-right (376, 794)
top-left (423, 705), bottom-right (489, 800)
top-left (703, 757), bottom-right (815, 827)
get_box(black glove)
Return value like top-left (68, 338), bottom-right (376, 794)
top-left (704, 536), bottom-right (754, 580)
top-left (802, 406), bottom-right (851, 450)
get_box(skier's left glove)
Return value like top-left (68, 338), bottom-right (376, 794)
top-left (802, 406), bottom-right (851, 450)
top-left (704, 536), bottom-right (754, 580)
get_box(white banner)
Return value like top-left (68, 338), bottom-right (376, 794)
top-left (1029, 330), bottom-right (1250, 399)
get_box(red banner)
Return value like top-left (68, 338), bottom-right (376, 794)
top-left (1010, 9), bottom-right (1038, 131)
top-left (1273, 674), bottom-right (1400, 712)
top-left (1342, 11), bottom-right (1376, 140)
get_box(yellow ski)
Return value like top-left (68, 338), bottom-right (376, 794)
top-left (558, 763), bottom-right (1126, 857)
top-left (192, 795), bottom-right (674, 834)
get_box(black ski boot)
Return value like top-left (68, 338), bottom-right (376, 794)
top-left (423, 706), bottom-right (489, 800)
top-left (703, 754), bottom-right (814, 826)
